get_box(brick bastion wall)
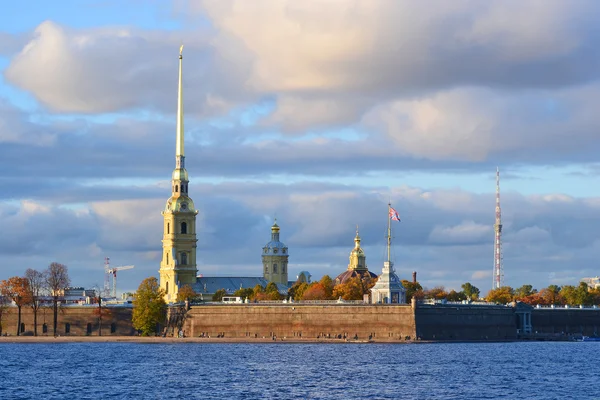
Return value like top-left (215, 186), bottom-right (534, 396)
top-left (1, 306), bottom-right (135, 336)
top-left (184, 304), bottom-right (417, 340)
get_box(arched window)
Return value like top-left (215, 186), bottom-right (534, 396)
top-left (181, 252), bottom-right (187, 265)
top-left (273, 264), bottom-right (278, 273)
top-left (181, 222), bottom-right (187, 234)
top-left (166, 252), bottom-right (169, 264)
top-left (166, 281), bottom-right (169, 294)
top-left (167, 223), bottom-right (170, 234)
top-left (175, 185), bottom-right (179, 193)
top-left (264, 264), bottom-right (268, 274)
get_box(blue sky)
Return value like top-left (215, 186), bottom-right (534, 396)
top-left (2, 0), bottom-right (600, 295)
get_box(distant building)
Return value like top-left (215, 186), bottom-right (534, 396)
top-left (262, 220), bottom-right (289, 285)
top-left (581, 277), bottom-right (600, 290)
top-left (296, 271), bottom-right (312, 284)
top-left (334, 228), bottom-right (377, 285)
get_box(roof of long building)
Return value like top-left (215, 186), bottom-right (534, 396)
top-left (193, 277), bottom-right (289, 296)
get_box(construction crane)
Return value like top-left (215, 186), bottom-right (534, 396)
top-left (104, 257), bottom-right (135, 298)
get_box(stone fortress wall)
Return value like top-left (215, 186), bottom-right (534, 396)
top-left (1, 306), bottom-right (135, 336)
top-left (2, 303), bottom-right (599, 340)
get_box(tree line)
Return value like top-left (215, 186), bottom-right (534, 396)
top-left (0, 262), bottom-right (70, 336)
top-left (485, 283), bottom-right (600, 306)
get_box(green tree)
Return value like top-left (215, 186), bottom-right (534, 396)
top-left (45, 262), bottom-right (70, 337)
top-left (212, 288), bottom-right (227, 302)
top-left (233, 287), bottom-right (254, 301)
top-left (401, 280), bottom-right (423, 302)
top-left (289, 282), bottom-right (309, 301)
top-left (461, 282), bottom-right (480, 301)
top-left (486, 286), bottom-right (514, 304)
top-left (446, 290), bottom-right (467, 302)
top-left (514, 284), bottom-right (537, 301)
top-left (132, 277), bottom-right (166, 336)
top-left (539, 285), bottom-right (562, 305)
top-left (319, 275), bottom-right (334, 299)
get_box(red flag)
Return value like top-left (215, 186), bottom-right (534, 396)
top-left (389, 206), bottom-right (401, 221)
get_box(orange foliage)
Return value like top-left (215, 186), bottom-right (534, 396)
top-left (302, 283), bottom-right (327, 300)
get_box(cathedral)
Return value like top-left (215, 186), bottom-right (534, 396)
top-left (158, 47), bottom-right (404, 304)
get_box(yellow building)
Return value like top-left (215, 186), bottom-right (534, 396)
top-left (159, 46), bottom-right (198, 303)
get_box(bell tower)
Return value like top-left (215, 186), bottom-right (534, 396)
top-left (262, 220), bottom-right (289, 285)
top-left (159, 45), bottom-right (198, 303)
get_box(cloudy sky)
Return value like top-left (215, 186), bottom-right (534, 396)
top-left (1, 0), bottom-right (600, 295)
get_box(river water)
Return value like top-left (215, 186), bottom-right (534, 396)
top-left (0, 341), bottom-right (597, 399)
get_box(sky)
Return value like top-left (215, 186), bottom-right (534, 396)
top-left (1, 0), bottom-right (600, 295)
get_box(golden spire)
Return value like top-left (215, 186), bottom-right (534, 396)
top-left (354, 225), bottom-right (361, 248)
top-left (176, 45), bottom-right (184, 161)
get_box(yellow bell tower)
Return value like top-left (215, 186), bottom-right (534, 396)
top-left (159, 45), bottom-right (198, 303)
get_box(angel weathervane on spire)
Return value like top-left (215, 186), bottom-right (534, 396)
top-left (180, 44), bottom-right (184, 56)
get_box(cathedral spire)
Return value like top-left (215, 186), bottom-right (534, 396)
top-left (176, 45), bottom-right (185, 168)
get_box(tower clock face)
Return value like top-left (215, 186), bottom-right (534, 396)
top-left (181, 203), bottom-right (187, 210)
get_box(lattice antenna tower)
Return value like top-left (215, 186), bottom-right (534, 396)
top-left (493, 167), bottom-right (504, 289)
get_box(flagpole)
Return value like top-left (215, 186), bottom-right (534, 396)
top-left (387, 203), bottom-right (392, 263)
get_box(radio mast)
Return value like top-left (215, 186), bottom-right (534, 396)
top-left (493, 167), bottom-right (503, 289)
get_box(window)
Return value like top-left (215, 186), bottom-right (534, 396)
top-left (20, 323), bottom-right (25, 333)
top-left (167, 223), bottom-right (170, 234)
top-left (166, 281), bottom-right (169, 294)
top-left (42, 323), bottom-right (47, 334)
top-left (273, 264), bottom-right (278, 273)
top-left (65, 323), bottom-right (71, 334)
top-left (273, 248), bottom-right (278, 254)
top-left (283, 264), bottom-right (287, 273)
top-left (87, 323), bottom-right (92, 335)
top-left (283, 248), bottom-right (286, 254)
top-left (264, 264), bottom-right (268, 274)
top-left (181, 252), bottom-right (187, 265)
top-left (175, 185), bottom-right (179, 192)
top-left (111, 323), bottom-right (116, 334)
top-left (166, 252), bottom-right (169, 264)
top-left (181, 222), bottom-right (187, 234)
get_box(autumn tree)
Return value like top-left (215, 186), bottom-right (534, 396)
top-left (486, 286), bottom-right (514, 304)
top-left (301, 283), bottom-right (328, 300)
top-left (176, 284), bottom-right (198, 303)
top-left (333, 276), bottom-right (364, 300)
top-left (425, 286), bottom-right (448, 300)
top-left (461, 282), bottom-right (480, 301)
top-left (132, 277), bottom-right (166, 336)
top-left (560, 283), bottom-right (592, 306)
top-left (0, 277), bottom-right (31, 336)
top-left (45, 262), bottom-right (70, 337)
top-left (401, 280), bottom-right (423, 302)
top-left (212, 288), bottom-right (227, 302)
top-left (25, 268), bottom-right (46, 336)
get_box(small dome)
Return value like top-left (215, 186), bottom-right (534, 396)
top-left (172, 168), bottom-right (189, 181)
top-left (164, 196), bottom-right (196, 213)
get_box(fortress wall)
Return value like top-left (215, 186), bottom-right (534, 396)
top-left (531, 309), bottom-right (600, 336)
top-left (1, 306), bottom-right (135, 336)
top-left (185, 304), bottom-right (416, 340)
top-left (415, 305), bottom-right (517, 340)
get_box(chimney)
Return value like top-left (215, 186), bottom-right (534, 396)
top-left (412, 271), bottom-right (417, 284)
